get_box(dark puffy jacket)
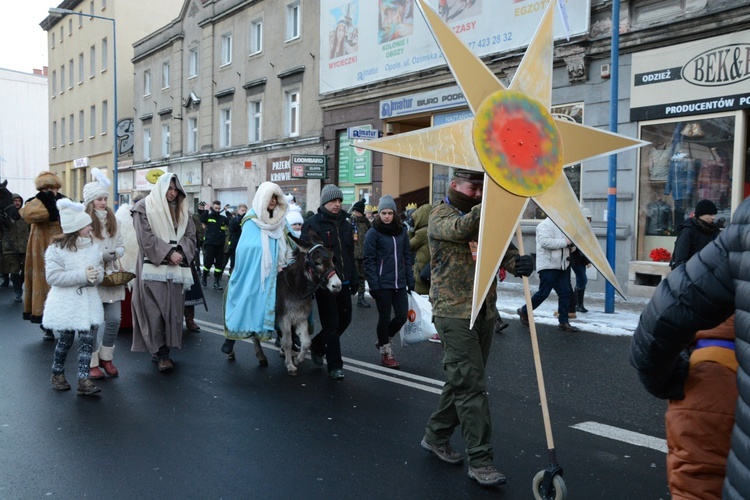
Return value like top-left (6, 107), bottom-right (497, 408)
top-left (363, 222), bottom-right (414, 291)
top-left (670, 216), bottom-right (720, 269)
top-left (630, 196), bottom-right (750, 499)
top-left (302, 207), bottom-right (359, 290)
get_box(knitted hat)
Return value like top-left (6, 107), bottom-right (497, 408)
top-left (284, 193), bottom-right (296, 204)
top-left (57, 199), bottom-right (93, 234)
top-left (83, 167), bottom-right (111, 206)
top-left (351, 198), bottom-right (366, 214)
top-left (695, 199), bottom-right (717, 217)
top-left (378, 195), bottom-right (397, 213)
top-left (35, 171), bottom-right (62, 191)
top-left (12, 193), bottom-right (22, 202)
top-left (320, 184), bottom-right (344, 206)
top-left (286, 205), bottom-right (304, 226)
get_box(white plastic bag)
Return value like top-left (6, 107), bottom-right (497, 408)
top-left (400, 292), bottom-right (438, 347)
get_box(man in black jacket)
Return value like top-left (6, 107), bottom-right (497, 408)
top-left (301, 184), bottom-right (359, 380)
top-left (200, 200), bottom-right (228, 290)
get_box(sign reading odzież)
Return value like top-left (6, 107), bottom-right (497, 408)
top-left (290, 154), bottom-right (327, 179)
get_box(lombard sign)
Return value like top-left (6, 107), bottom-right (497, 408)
top-left (631, 30), bottom-right (750, 120)
top-left (290, 154), bottom-right (327, 179)
top-left (380, 86), bottom-right (468, 119)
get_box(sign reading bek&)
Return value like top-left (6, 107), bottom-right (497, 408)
top-left (630, 30), bottom-right (750, 121)
top-left (290, 154), bottom-right (327, 179)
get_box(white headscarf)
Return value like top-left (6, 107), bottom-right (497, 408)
top-left (250, 182), bottom-right (289, 288)
top-left (144, 173), bottom-right (188, 244)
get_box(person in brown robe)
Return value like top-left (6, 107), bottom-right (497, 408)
top-left (130, 173), bottom-right (196, 372)
top-left (19, 171), bottom-right (66, 340)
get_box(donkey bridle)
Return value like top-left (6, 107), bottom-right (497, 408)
top-left (285, 244), bottom-right (338, 299)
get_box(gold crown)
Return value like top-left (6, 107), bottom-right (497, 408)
top-left (365, 205), bottom-right (377, 212)
top-left (406, 202), bottom-right (418, 210)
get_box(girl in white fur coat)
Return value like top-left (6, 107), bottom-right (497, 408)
top-left (44, 199), bottom-right (105, 396)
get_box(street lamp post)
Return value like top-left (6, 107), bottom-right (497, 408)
top-left (49, 7), bottom-right (118, 208)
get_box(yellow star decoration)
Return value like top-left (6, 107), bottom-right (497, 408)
top-left (360, 0), bottom-right (647, 326)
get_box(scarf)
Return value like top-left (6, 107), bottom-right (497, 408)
top-left (95, 209), bottom-right (110, 238)
top-left (446, 187), bottom-right (481, 214)
top-left (250, 181), bottom-right (289, 290)
top-left (373, 217), bottom-right (402, 237)
top-left (142, 173), bottom-right (192, 288)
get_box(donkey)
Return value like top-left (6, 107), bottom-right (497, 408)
top-left (252, 233), bottom-right (342, 375)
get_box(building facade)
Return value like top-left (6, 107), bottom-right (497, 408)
top-left (41, 0), bottom-right (183, 204)
top-left (0, 68), bottom-right (49, 200)
top-left (129, 0), bottom-right (323, 212)
top-left (317, 0), bottom-right (750, 296)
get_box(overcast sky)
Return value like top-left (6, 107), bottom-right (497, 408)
top-left (1, 0), bottom-right (56, 73)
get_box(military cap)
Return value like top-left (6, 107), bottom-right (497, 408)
top-left (452, 169), bottom-right (484, 183)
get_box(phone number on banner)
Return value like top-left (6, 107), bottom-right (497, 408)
top-left (466, 32), bottom-right (514, 51)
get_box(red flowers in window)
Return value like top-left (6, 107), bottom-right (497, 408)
top-left (649, 247), bottom-right (671, 263)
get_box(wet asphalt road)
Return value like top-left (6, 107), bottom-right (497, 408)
top-left (0, 284), bottom-right (669, 499)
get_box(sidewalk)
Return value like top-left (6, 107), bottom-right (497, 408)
top-left (495, 281), bottom-right (651, 336)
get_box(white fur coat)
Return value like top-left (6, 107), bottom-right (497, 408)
top-left (42, 241), bottom-right (105, 331)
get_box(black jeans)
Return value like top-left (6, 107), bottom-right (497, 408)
top-left (311, 283), bottom-right (352, 372)
top-left (370, 288), bottom-right (408, 346)
top-left (202, 244), bottom-right (225, 276)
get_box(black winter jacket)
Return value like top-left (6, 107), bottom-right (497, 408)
top-left (302, 207), bottom-right (359, 290)
top-left (669, 216), bottom-right (719, 269)
top-left (363, 222), bottom-right (414, 291)
top-left (630, 196), bottom-right (750, 499)
top-left (201, 209), bottom-right (228, 246)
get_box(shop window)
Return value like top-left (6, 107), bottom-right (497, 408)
top-left (636, 115), bottom-right (735, 261)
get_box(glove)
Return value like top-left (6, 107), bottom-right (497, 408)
top-left (102, 249), bottom-right (117, 263)
top-left (514, 254), bottom-right (534, 277)
top-left (86, 266), bottom-right (99, 284)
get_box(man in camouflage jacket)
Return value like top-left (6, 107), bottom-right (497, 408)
top-left (420, 169), bottom-right (533, 487)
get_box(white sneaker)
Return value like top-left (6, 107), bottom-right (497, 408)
top-left (428, 333), bottom-right (441, 343)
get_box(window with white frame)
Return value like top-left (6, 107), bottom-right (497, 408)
top-left (286, 2), bottom-right (300, 41)
top-left (61, 117), bottom-right (66, 145)
top-left (52, 32), bottom-right (55, 48)
top-left (69, 59), bottom-right (74, 88)
top-left (162, 123), bottom-right (170, 158)
top-left (101, 37), bottom-right (108, 71)
top-left (60, 65), bottom-right (65, 93)
top-left (90, 105), bottom-right (96, 137)
top-left (51, 70), bottom-right (57, 95)
top-left (69, 114), bottom-right (74, 144)
top-left (79, 110), bottom-right (84, 141)
top-left (285, 90), bottom-right (300, 137)
top-left (52, 121), bottom-right (57, 147)
top-left (78, 53), bottom-right (84, 83)
top-left (221, 33), bottom-right (233, 66)
top-left (219, 108), bottom-right (231, 148)
top-left (90, 1), bottom-right (94, 16)
top-left (78, 13), bottom-right (82, 28)
top-left (60, 26), bottom-right (63, 43)
top-left (144, 70), bottom-right (151, 96)
top-left (187, 117), bottom-right (198, 153)
top-left (90, 45), bottom-right (96, 77)
top-left (188, 48), bottom-right (198, 78)
top-left (248, 100), bottom-right (262, 143)
top-left (68, 18), bottom-right (72, 36)
top-left (102, 0), bottom-right (106, 9)
top-left (162, 61), bottom-right (170, 89)
top-left (143, 128), bottom-right (151, 160)
top-left (102, 100), bottom-right (108, 134)
top-left (250, 20), bottom-right (263, 55)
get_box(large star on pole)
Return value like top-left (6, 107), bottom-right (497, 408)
top-left (360, 0), bottom-right (647, 326)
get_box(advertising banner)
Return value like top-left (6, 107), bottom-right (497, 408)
top-left (320, 0), bottom-right (590, 94)
top-left (338, 128), bottom-right (373, 184)
top-left (630, 30), bottom-right (750, 121)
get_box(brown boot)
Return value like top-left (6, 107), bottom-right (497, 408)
top-left (77, 378), bottom-right (101, 396)
top-left (98, 345), bottom-right (118, 377)
top-left (184, 305), bottom-right (200, 332)
top-left (51, 373), bottom-right (71, 391)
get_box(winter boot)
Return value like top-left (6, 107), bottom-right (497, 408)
top-left (575, 288), bottom-right (588, 313)
top-left (98, 345), bottom-right (119, 377)
top-left (51, 373), bottom-right (71, 391)
top-left (184, 305), bottom-right (200, 331)
top-left (89, 351), bottom-right (105, 380)
top-left (41, 325), bottom-right (55, 342)
top-left (77, 378), bottom-right (101, 396)
top-left (213, 275), bottom-right (224, 290)
top-left (357, 291), bottom-right (370, 308)
top-left (380, 343), bottom-right (400, 369)
top-left (11, 273), bottom-right (22, 302)
top-left (201, 272), bottom-right (208, 287)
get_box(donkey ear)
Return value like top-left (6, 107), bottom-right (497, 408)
top-left (1, 180), bottom-right (7, 188)
top-left (306, 228), bottom-right (324, 245)
top-left (289, 233), bottom-right (309, 251)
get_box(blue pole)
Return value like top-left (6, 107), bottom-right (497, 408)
top-left (111, 17), bottom-right (118, 210)
top-left (605, 0), bottom-right (621, 313)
